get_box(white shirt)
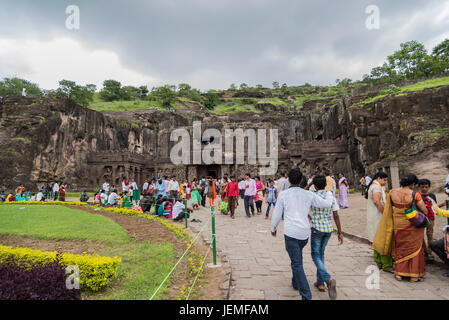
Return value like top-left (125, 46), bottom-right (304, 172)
top-left (102, 182), bottom-right (110, 192)
top-left (365, 176), bottom-right (372, 186)
top-left (168, 180), bottom-right (179, 192)
top-left (172, 201), bottom-right (185, 219)
top-left (52, 183), bottom-right (59, 192)
top-left (238, 180), bottom-right (245, 190)
top-left (108, 192), bottom-right (119, 205)
top-left (100, 193), bottom-right (107, 202)
top-left (142, 182), bottom-right (149, 191)
top-left (122, 182), bottom-right (128, 192)
top-left (36, 192), bottom-right (43, 201)
top-left (131, 182), bottom-right (138, 190)
top-left (271, 187), bottom-right (334, 240)
top-left (30, 195), bottom-right (37, 201)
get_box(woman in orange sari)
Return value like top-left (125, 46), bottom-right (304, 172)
top-left (373, 174), bottom-right (428, 282)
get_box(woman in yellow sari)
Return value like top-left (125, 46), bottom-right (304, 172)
top-left (373, 174), bottom-right (428, 282)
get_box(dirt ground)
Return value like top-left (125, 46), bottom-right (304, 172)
top-left (0, 205), bottom-right (225, 300)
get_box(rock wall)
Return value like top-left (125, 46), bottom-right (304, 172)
top-left (1, 85), bottom-right (449, 191)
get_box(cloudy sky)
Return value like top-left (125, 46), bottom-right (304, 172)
top-left (1, 0), bottom-right (449, 91)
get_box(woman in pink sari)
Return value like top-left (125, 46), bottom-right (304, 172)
top-left (338, 173), bottom-right (349, 209)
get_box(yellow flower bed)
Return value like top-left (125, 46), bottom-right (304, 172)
top-left (2, 200), bottom-right (205, 297)
top-left (2, 200), bottom-right (88, 206)
top-left (0, 244), bottom-right (121, 292)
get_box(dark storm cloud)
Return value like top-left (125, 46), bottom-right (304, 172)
top-left (0, 0), bottom-right (448, 89)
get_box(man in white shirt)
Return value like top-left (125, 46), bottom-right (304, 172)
top-left (238, 178), bottom-right (246, 199)
top-left (52, 182), bottom-right (59, 200)
top-left (108, 190), bottom-right (120, 206)
top-left (36, 191), bottom-right (44, 201)
top-left (275, 173), bottom-right (285, 194)
top-left (243, 174), bottom-right (257, 217)
top-left (142, 180), bottom-right (149, 194)
top-left (271, 168), bottom-right (334, 301)
top-left (365, 176), bottom-right (372, 187)
top-left (172, 200), bottom-right (193, 221)
top-left (102, 181), bottom-right (110, 195)
top-left (168, 176), bottom-right (180, 199)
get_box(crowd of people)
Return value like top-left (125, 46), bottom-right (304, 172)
top-left (9, 167), bottom-right (449, 299)
top-left (1, 182), bottom-right (67, 203)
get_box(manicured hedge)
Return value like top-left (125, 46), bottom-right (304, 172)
top-left (0, 245), bottom-right (121, 292)
top-left (0, 256), bottom-right (81, 300)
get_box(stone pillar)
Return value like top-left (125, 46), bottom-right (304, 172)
top-left (390, 161), bottom-right (400, 189)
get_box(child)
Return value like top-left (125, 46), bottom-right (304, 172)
top-left (120, 191), bottom-right (132, 208)
top-left (155, 195), bottom-right (164, 216)
top-left (418, 179), bottom-right (436, 262)
top-left (94, 192), bottom-right (101, 205)
top-left (100, 190), bottom-right (107, 206)
top-left (265, 180), bottom-right (277, 219)
top-left (163, 199), bottom-right (173, 218)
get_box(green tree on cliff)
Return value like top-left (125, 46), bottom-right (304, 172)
top-left (119, 85), bottom-right (140, 100)
top-left (99, 79), bottom-right (122, 101)
top-left (432, 39), bottom-right (449, 73)
top-left (55, 80), bottom-right (96, 107)
top-left (204, 90), bottom-right (219, 110)
top-left (150, 85), bottom-right (177, 109)
top-left (0, 77), bottom-right (43, 98)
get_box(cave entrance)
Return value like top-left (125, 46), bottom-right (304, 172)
top-left (197, 165), bottom-right (221, 179)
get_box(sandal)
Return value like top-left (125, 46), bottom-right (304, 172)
top-left (395, 275), bottom-right (402, 281)
top-left (410, 277), bottom-right (424, 282)
top-left (314, 282), bottom-right (326, 292)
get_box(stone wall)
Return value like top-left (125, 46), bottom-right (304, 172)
top-left (2, 84), bottom-right (449, 191)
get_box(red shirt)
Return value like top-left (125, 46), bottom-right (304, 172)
top-left (226, 182), bottom-right (239, 197)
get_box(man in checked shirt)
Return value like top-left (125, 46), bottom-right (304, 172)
top-left (307, 175), bottom-right (344, 300)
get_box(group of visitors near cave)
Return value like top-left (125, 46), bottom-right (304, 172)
top-left (3, 165), bottom-right (449, 301)
top-left (1, 182), bottom-right (67, 202)
top-left (366, 165), bottom-right (449, 288)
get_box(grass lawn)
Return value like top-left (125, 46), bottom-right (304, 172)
top-left (360, 76), bottom-right (449, 105)
top-left (0, 205), bottom-right (176, 299)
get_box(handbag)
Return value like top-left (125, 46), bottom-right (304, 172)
top-left (218, 201), bottom-right (228, 211)
top-left (404, 191), bottom-right (429, 228)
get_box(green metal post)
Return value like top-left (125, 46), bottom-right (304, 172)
top-left (185, 198), bottom-right (188, 229)
top-left (211, 205), bottom-right (217, 265)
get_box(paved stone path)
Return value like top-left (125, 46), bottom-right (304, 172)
top-left (186, 198), bottom-right (449, 300)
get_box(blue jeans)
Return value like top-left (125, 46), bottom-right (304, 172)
top-left (265, 201), bottom-right (276, 217)
top-left (310, 228), bottom-right (332, 285)
top-left (284, 235), bottom-right (312, 300)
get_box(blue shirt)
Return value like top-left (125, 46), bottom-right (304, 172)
top-left (155, 181), bottom-right (167, 197)
top-left (266, 186), bottom-right (277, 203)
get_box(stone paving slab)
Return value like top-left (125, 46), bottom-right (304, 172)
top-left (185, 200), bottom-right (449, 300)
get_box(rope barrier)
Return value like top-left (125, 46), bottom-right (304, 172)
top-left (186, 244), bottom-right (212, 300)
top-left (149, 214), bottom-right (212, 300)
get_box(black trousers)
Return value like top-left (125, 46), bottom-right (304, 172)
top-left (430, 238), bottom-right (449, 265)
top-left (201, 191), bottom-right (206, 206)
top-left (256, 200), bottom-right (263, 213)
top-left (244, 195), bottom-right (255, 216)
